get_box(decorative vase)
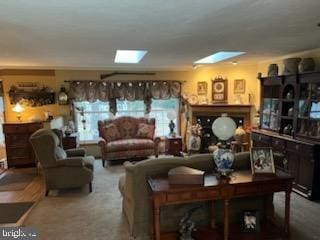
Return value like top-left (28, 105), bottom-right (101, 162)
top-left (234, 125), bottom-right (246, 143)
top-left (268, 64), bottom-right (278, 77)
top-left (283, 58), bottom-right (302, 75)
top-left (213, 147), bottom-right (234, 176)
top-left (283, 124), bottom-right (293, 135)
top-left (299, 58), bottom-right (315, 73)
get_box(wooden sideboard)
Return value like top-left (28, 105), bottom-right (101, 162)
top-left (3, 122), bottom-right (43, 168)
top-left (148, 170), bottom-right (293, 240)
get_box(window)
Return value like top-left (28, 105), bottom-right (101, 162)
top-left (74, 98), bottom-right (179, 142)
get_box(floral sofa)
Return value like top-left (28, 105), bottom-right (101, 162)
top-left (98, 116), bottom-right (160, 167)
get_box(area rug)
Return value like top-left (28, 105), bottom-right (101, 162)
top-left (0, 202), bottom-right (35, 224)
top-left (0, 170), bottom-right (36, 191)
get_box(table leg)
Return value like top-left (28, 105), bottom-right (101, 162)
top-left (154, 206), bottom-right (161, 240)
top-left (224, 199), bottom-right (229, 240)
top-left (284, 190), bottom-right (291, 238)
top-left (211, 201), bottom-right (216, 228)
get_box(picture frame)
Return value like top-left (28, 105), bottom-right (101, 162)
top-left (234, 79), bottom-right (245, 94)
top-left (197, 81), bottom-right (208, 95)
top-left (250, 147), bottom-right (275, 176)
top-left (242, 210), bottom-right (260, 233)
top-left (212, 76), bottom-right (228, 103)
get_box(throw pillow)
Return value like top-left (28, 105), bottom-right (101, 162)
top-left (103, 124), bottom-right (121, 142)
top-left (136, 123), bottom-right (155, 139)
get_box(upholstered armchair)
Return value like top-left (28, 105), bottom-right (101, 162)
top-left (30, 129), bottom-right (94, 196)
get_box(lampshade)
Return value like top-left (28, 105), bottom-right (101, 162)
top-left (167, 110), bottom-right (177, 120)
top-left (211, 113), bottom-right (236, 141)
top-left (12, 103), bottom-right (24, 121)
top-left (12, 103), bottom-right (24, 113)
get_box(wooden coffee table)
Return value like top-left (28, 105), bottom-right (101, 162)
top-left (148, 170), bottom-right (293, 240)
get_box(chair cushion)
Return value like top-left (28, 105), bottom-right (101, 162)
top-left (55, 146), bottom-right (67, 160)
top-left (103, 124), bottom-right (121, 142)
top-left (136, 123), bottom-right (155, 139)
top-left (106, 139), bottom-right (154, 153)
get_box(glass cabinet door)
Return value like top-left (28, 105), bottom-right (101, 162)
top-left (261, 85), bottom-right (280, 131)
top-left (297, 82), bottom-right (320, 138)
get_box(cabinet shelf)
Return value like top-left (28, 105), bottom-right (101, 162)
top-left (281, 116), bottom-right (293, 120)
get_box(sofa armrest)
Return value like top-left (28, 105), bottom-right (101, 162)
top-left (66, 148), bottom-right (86, 157)
top-left (56, 157), bottom-right (85, 167)
top-left (98, 137), bottom-right (107, 147)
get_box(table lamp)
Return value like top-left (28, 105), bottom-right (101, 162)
top-left (167, 110), bottom-right (177, 136)
top-left (211, 113), bottom-right (236, 176)
top-left (12, 103), bottom-right (24, 122)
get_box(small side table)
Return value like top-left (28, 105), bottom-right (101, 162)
top-left (62, 133), bottom-right (79, 150)
top-left (165, 136), bottom-right (182, 156)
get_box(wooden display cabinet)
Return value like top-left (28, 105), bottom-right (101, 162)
top-left (253, 71), bottom-right (320, 200)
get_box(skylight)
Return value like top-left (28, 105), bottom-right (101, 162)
top-left (194, 51), bottom-right (245, 64)
top-left (114, 50), bottom-right (147, 64)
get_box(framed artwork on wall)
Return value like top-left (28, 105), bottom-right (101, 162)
top-left (212, 76), bottom-right (228, 103)
top-left (234, 79), bottom-right (245, 94)
top-left (197, 81), bottom-right (207, 95)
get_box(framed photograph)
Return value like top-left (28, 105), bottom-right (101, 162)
top-left (250, 147), bottom-right (275, 175)
top-left (234, 79), bottom-right (245, 94)
top-left (197, 81), bottom-right (208, 95)
top-left (212, 77), bottom-right (228, 103)
top-left (242, 210), bottom-right (260, 233)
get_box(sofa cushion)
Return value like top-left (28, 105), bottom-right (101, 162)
top-left (103, 124), bottom-right (121, 142)
top-left (136, 123), bottom-right (155, 139)
top-left (106, 139), bottom-right (154, 152)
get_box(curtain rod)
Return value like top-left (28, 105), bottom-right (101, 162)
top-left (64, 79), bottom-right (186, 83)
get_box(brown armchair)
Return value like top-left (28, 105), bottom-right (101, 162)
top-left (30, 129), bottom-right (94, 196)
top-left (98, 116), bottom-right (160, 167)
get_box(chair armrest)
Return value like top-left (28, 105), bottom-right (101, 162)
top-left (56, 157), bottom-right (84, 167)
top-left (66, 148), bottom-right (86, 157)
top-left (98, 137), bottom-right (107, 147)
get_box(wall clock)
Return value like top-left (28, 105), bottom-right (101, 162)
top-left (212, 77), bottom-right (228, 103)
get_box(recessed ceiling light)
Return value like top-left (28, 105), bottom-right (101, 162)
top-left (231, 61), bottom-right (238, 65)
top-left (114, 50), bottom-right (147, 64)
top-left (194, 51), bottom-right (245, 64)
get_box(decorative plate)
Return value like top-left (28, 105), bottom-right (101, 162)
top-left (188, 94), bottom-right (198, 104)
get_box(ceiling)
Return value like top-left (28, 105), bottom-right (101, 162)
top-left (0, 0), bottom-right (320, 70)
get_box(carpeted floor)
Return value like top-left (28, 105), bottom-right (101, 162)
top-left (24, 160), bottom-right (320, 240)
top-left (0, 202), bottom-right (35, 224)
top-left (0, 168), bottom-right (37, 191)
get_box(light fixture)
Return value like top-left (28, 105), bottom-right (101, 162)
top-left (12, 103), bottom-right (24, 121)
top-left (212, 113), bottom-right (236, 177)
top-left (58, 87), bottom-right (68, 105)
top-left (231, 61), bottom-right (238, 65)
top-left (114, 50), bottom-right (147, 64)
top-left (167, 110), bottom-right (177, 137)
top-left (194, 51), bottom-right (245, 64)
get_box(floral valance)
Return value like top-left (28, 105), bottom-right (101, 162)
top-left (68, 80), bottom-right (181, 114)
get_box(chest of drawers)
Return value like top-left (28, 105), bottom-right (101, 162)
top-left (3, 122), bottom-right (43, 168)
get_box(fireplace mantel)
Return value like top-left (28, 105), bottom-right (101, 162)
top-left (189, 104), bottom-right (253, 129)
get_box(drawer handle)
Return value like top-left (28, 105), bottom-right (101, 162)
top-left (295, 145), bottom-right (299, 150)
top-left (275, 140), bottom-right (279, 145)
top-left (173, 141), bottom-right (179, 144)
top-left (258, 136), bottom-right (262, 141)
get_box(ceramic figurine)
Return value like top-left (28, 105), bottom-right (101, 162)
top-left (299, 58), bottom-right (315, 73)
top-left (268, 64), bottom-right (278, 77)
